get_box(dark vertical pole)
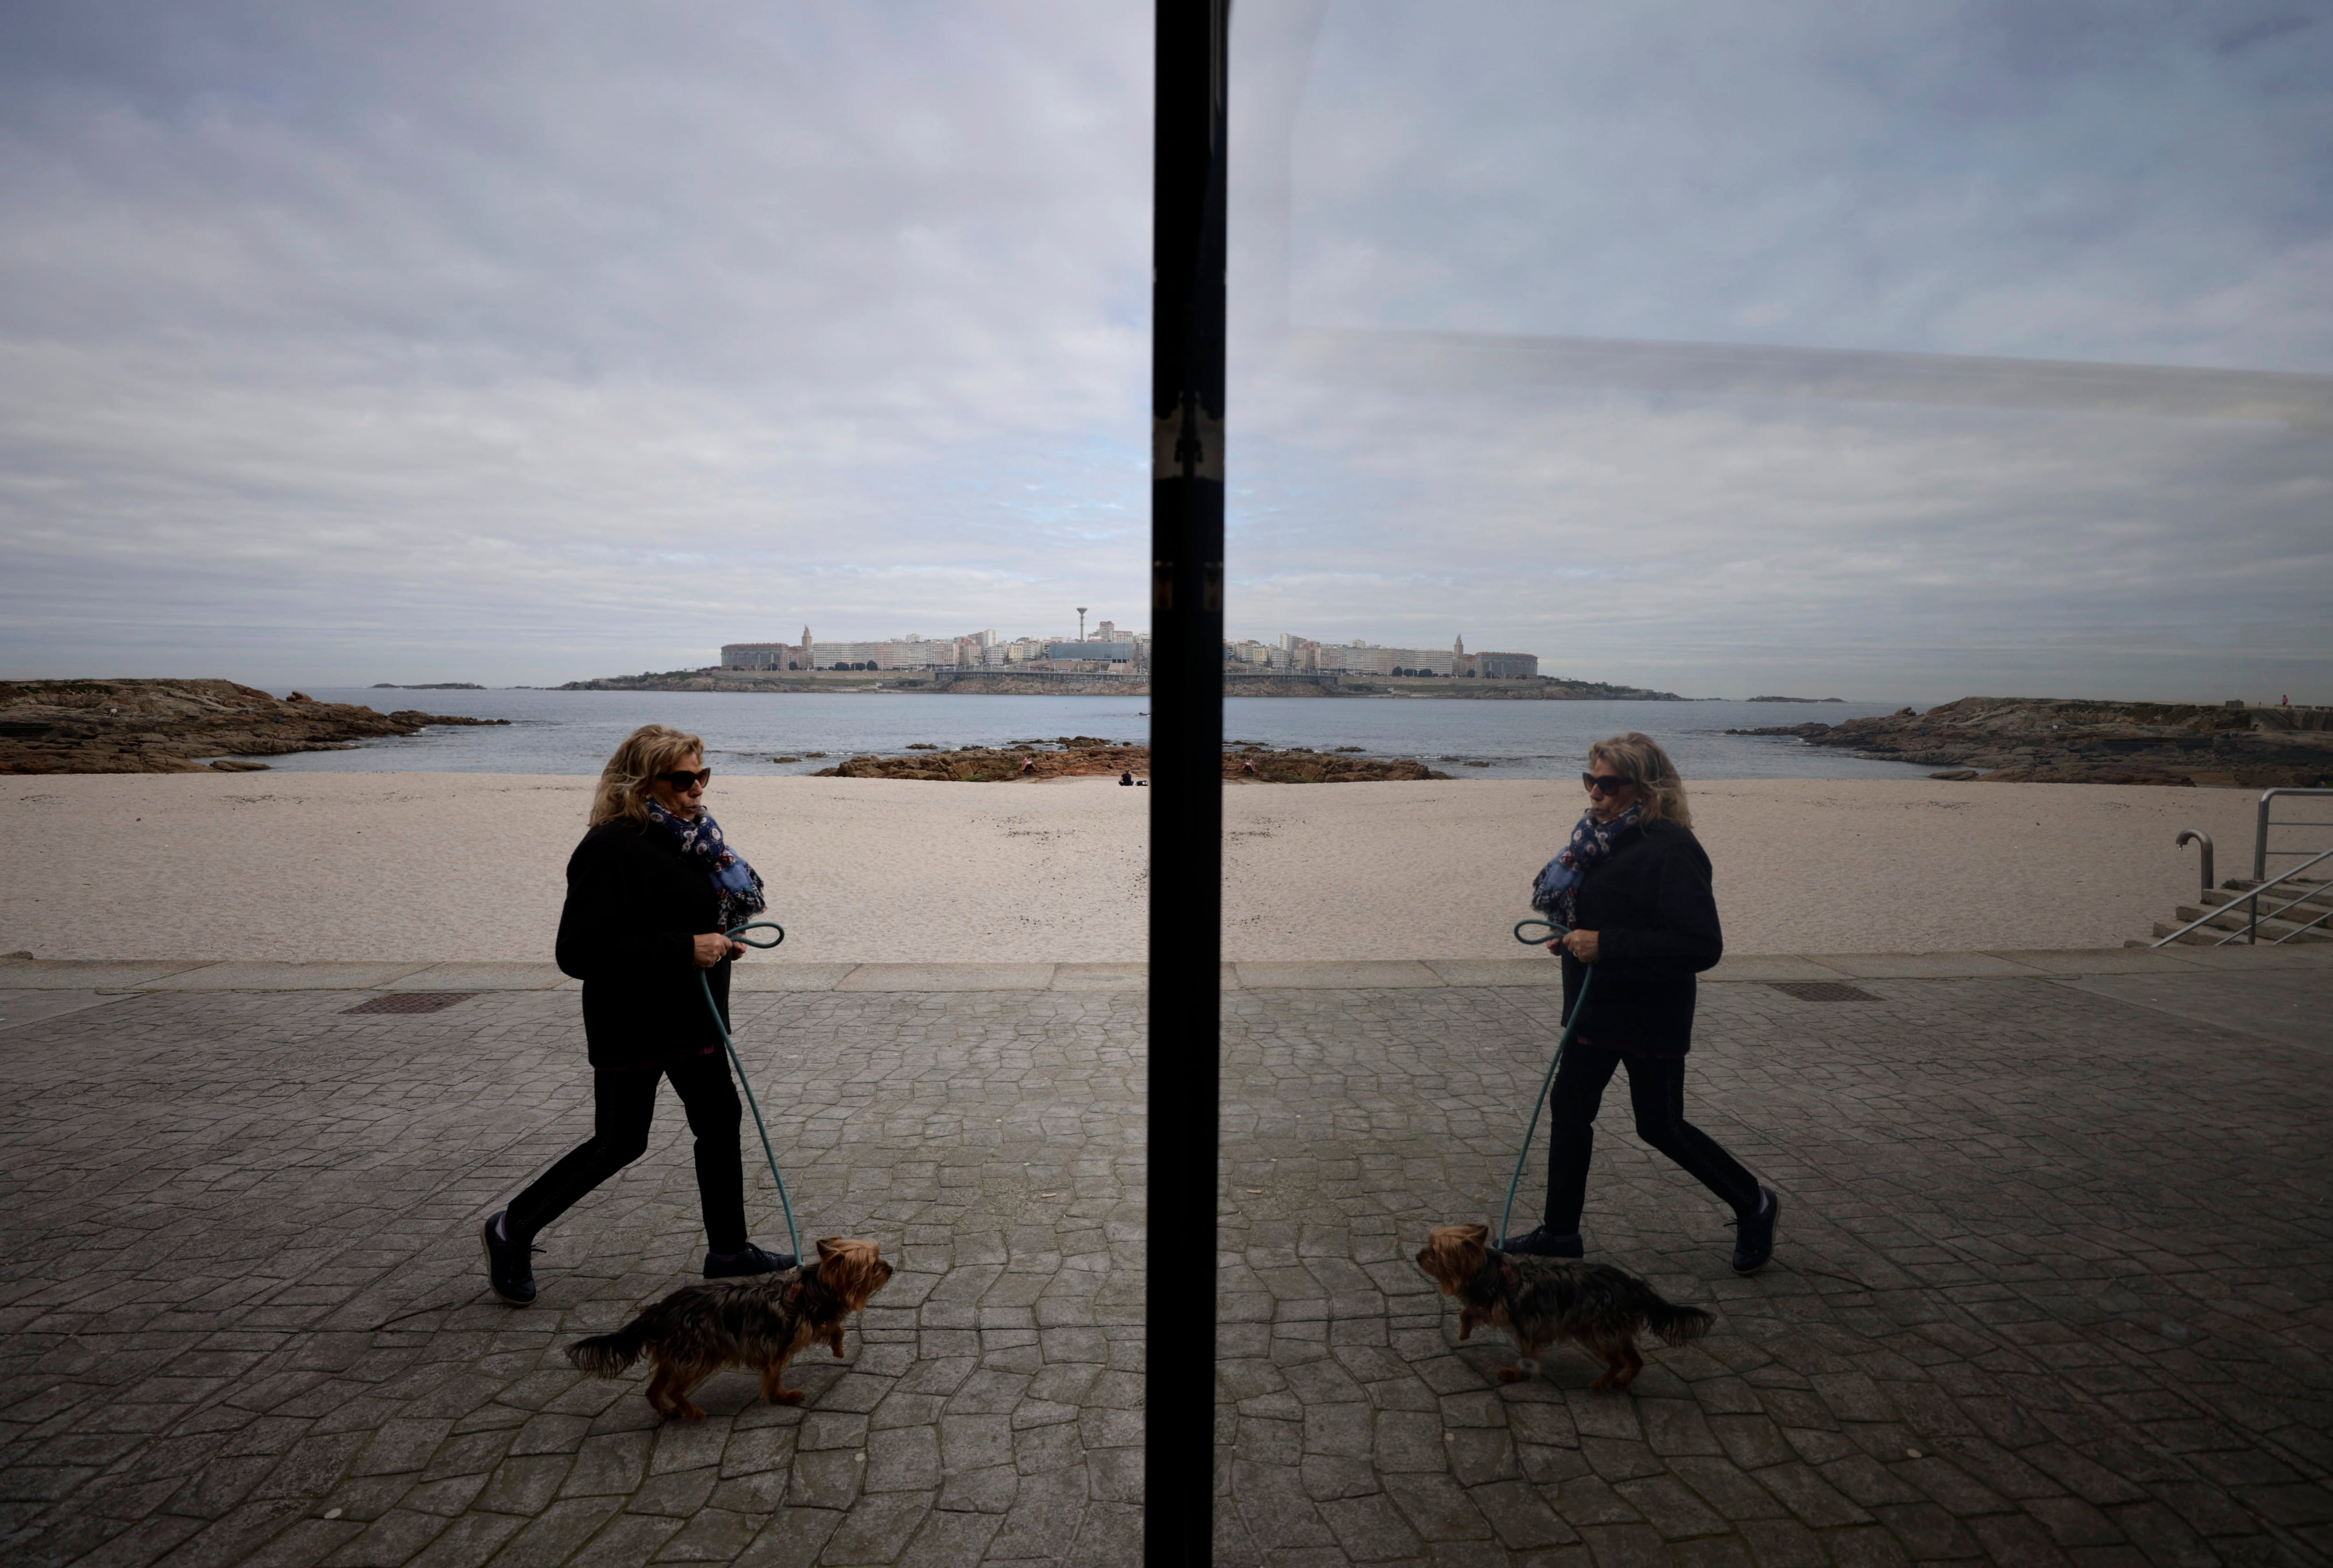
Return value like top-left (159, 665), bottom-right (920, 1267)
top-left (1147, 3), bottom-right (1227, 1566)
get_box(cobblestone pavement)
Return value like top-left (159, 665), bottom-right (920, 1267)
top-left (2, 973), bottom-right (2329, 1568)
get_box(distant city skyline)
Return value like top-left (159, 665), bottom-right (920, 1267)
top-left (715, 624), bottom-right (1541, 679)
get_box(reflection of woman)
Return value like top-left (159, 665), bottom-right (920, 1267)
top-left (1506, 732), bottom-right (1778, 1273)
top-left (482, 725), bottom-right (794, 1305)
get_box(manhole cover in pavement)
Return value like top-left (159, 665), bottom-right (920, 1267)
top-left (343, 992), bottom-right (477, 1015)
top-left (1767, 981), bottom-right (1881, 1002)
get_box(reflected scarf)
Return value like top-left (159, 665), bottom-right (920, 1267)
top-left (644, 800), bottom-right (768, 934)
top-left (1529, 804), bottom-right (1641, 930)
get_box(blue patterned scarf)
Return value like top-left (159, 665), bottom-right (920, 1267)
top-left (1529, 804), bottom-right (1641, 930)
top-left (644, 800), bottom-right (768, 934)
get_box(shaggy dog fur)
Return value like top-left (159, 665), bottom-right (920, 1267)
top-left (1415, 1223), bottom-right (1713, 1390)
top-left (566, 1238), bottom-right (894, 1419)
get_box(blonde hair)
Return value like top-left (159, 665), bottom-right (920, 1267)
top-left (591, 724), bottom-right (705, 826)
top-left (1587, 732), bottom-right (1692, 829)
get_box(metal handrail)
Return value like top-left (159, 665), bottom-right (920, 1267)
top-left (2153, 844), bottom-right (2333, 947)
top-left (2239, 878), bottom-right (2333, 944)
top-left (2253, 787), bottom-right (2333, 880)
top-left (2280, 901), bottom-right (2333, 942)
top-left (2214, 867), bottom-right (2333, 946)
top-left (2175, 829), bottom-right (2214, 900)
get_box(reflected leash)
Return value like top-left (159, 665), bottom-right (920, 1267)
top-left (1494, 918), bottom-right (1596, 1249)
top-left (699, 921), bottom-right (800, 1263)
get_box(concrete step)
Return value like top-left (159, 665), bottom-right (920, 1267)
top-left (2202, 885), bottom-right (2333, 918)
top-left (2153, 922), bottom-right (2333, 947)
top-left (2163, 904), bottom-right (2333, 945)
top-left (2218, 878), bottom-right (2333, 908)
top-left (2176, 901), bottom-right (2332, 934)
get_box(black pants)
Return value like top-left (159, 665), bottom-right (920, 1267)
top-left (505, 1052), bottom-right (748, 1253)
top-left (1543, 1042), bottom-right (1759, 1233)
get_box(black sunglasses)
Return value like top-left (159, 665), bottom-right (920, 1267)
top-left (655, 767), bottom-right (712, 789)
top-left (1581, 772), bottom-right (1632, 794)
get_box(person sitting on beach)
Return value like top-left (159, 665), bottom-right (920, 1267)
top-left (1506, 732), bottom-right (1780, 1274)
top-left (482, 724), bottom-right (794, 1305)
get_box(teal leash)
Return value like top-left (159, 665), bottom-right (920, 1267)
top-left (1495, 918), bottom-right (1596, 1248)
top-left (699, 921), bottom-right (799, 1263)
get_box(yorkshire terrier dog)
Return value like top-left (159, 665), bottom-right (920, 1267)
top-left (1415, 1223), bottom-right (1712, 1390)
top-left (566, 1237), bottom-right (894, 1419)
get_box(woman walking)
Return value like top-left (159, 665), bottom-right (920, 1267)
top-left (1504, 732), bottom-right (1779, 1273)
top-left (482, 725), bottom-right (794, 1305)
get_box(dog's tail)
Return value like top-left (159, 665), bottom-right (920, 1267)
top-left (1642, 1296), bottom-right (1715, 1348)
top-left (566, 1318), bottom-right (654, 1377)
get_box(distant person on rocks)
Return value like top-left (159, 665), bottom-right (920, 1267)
top-left (1505, 732), bottom-right (1780, 1274)
top-left (482, 724), bottom-right (794, 1305)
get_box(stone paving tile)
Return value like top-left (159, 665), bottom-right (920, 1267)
top-left (1, 974), bottom-right (2328, 1566)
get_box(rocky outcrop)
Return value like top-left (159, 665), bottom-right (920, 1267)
top-left (1731, 697), bottom-right (2333, 787)
top-left (811, 740), bottom-right (1451, 782)
top-left (934, 674), bottom-right (1152, 696)
top-left (1223, 746), bottom-right (1449, 781)
top-left (817, 741), bottom-right (1146, 781)
top-left (0, 679), bottom-right (506, 774)
top-left (562, 669), bottom-right (836, 692)
top-left (1348, 676), bottom-right (1686, 700)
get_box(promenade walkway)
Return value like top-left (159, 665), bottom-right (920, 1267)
top-left (2, 949), bottom-right (2328, 1568)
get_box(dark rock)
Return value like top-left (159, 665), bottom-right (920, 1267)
top-left (1749, 696), bottom-right (2333, 787)
top-left (814, 743), bottom-right (1453, 784)
top-left (1978, 765), bottom-right (2194, 786)
top-left (0, 679), bottom-right (509, 774)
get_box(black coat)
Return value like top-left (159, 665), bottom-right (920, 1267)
top-left (555, 819), bottom-right (732, 1070)
top-left (1558, 818), bottom-right (1724, 1055)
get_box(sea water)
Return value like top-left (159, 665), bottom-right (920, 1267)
top-left (255, 688), bottom-right (1927, 781)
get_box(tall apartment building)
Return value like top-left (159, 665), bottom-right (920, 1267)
top-left (720, 628), bottom-right (960, 671)
top-left (1314, 635), bottom-right (1467, 676)
top-left (1293, 634), bottom-right (1536, 678)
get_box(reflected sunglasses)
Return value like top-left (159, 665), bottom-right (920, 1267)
top-left (655, 767), bottom-right (712, 789)
top-left (1580, 772), bottom-right (1632, 795)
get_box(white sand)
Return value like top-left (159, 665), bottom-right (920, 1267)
top-left (0, 773), bottom-right (2256, 963)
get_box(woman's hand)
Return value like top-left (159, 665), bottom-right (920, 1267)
top-left (693, 933), bottom-right (745, 968)
top-left (1554, 928), bottom-right (1600, 962)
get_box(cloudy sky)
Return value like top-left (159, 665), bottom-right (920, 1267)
top-left (2, 0), bottom-right (2328, 700)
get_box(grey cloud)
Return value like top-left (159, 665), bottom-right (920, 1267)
top-left (0, 1), bottom-right (1156, 683)
top-left (1217, 0), bottom-right (2333, 700)
top-left (0, 0), bottom-right (2328, 701)
top-left (1270, 0), bottom-right (2333, 370)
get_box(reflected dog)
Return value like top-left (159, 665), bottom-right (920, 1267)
top-left (566, 1238), bottom-right (893, 1419)
top-left (1414, 1223), bottom-right (1711, 1390)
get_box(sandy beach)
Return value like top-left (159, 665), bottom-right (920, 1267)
top-left (0, 773), bottom-right (2262, 962)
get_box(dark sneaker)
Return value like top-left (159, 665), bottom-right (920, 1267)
top-left (482, 1211), bottom-right (538, 1305)
top-left (705, 1243), bottom-right (796, 1279)
top-left (1500, 1227), bottom-right (1585, 1260)
top-left (1730, 1187), bottom-right (1779, 1274)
